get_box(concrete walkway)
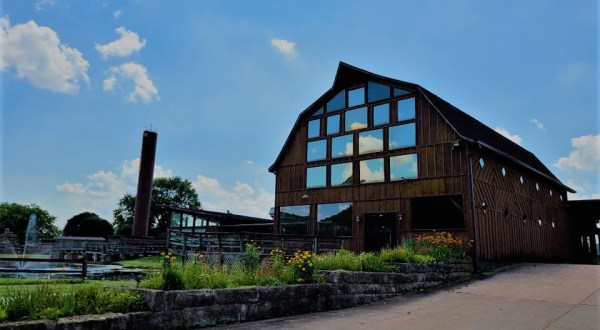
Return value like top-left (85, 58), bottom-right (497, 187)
top-left (220, 264), bottom-right (600, 330)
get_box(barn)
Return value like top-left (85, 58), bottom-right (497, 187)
top-left (269, 62), bottom-right (577, 264)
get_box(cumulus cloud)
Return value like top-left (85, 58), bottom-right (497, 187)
top-left (359, 160), bottom-right (384, 183)
top-left (193, 175), bottom-right (274, 218)
top-left (104, 62), bottom-right (159, 102)
top-left (0, 17), bottom-right (90, 94)
top-left (530, 118), bottom-right (545, 130)
top-left (95, 27), bottom-right (145, 58)
top-left (495, 127), bottom-right (522, 145)
top-left (271, 38), bottom-right (298, 58)
top-left (554, 134), bottom-right (600, 172)
top-left (358, 135), bottom-right (383, 153)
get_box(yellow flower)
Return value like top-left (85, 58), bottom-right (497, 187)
top-left (302, 268), bottom-right (306, 271)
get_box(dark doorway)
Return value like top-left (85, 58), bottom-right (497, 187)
top-left (364, 213), bottom-right (397, 252)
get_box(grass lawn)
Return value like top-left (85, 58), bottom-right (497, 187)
top-left (0, 278), bottom-right (137, 295)
top-left (118, 255), bottom-right (166, 269)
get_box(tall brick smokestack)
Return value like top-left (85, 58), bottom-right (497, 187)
top-left (132, 130), bottom-right (157, 237)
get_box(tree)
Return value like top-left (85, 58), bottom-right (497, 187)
top-left (63, 212), bottom-right (114, 237)
top-left (0, 203), bottom-right (60, 245)
top-left (113, 176), bottom-right (201, 236)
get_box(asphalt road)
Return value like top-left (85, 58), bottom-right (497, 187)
top-left (218, 264), bottom-right (600, 330)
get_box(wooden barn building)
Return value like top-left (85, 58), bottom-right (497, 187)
top-left (269, 62), bottom-right (578, 263)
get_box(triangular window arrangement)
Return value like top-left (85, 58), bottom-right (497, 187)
top-left (312, 106), bottom-right (324, 116)
top-left (367, 81), bottom-right (391, 103)
top-left (394, 88), bottom-right (410, 97)
top-left (327, 90), bottom-right (346, 112)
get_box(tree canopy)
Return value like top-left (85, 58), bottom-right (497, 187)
top-left (63, 212), bottom-right (114, 237)
top-left (113, 176), bottom-right (201, 236)
top-left (0, 203), bottom-right (60, 245)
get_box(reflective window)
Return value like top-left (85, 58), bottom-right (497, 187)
top-left (170, 212), bottom-right (181, 227)
top-left (182, 214), bottom-right (194, 227)
top-left (390, 154), bottom-right (418, 180)
top-left (280, 205), bottom-right (309, 235)
top-left (327, 114), bottom-right (340, 135)
top-left (373, 103), bottom-right (390, 126)
top-left (397, 98), bottom-right (415, 121)
top-left (368, 81), bottom-right (390, 103)
top-left (327, 90), bottom-right (346, 112)
top-left (348, 87), bottom-right (365, 107)
top-left (360, 158), bottom-right (384, 183)
top-left (331, 162), bottom-right (353, 186)
top-left (389, 123), bottom-right (416, 149)
top-left (394, 88), bottom-right (410, 97)
top-left (345, 107), bottom-right (367, 131)
top-left (307, 139), bottom-right (326, 162)
top-left (308, 119), bottom-right (320, 138)
top-left (313, 107), bottom-right (324, 116)
top-left (331, 134), bottom-right (353, 158)
top-left (359, 129), bottom-right (384, 154)
top-left (307, 166), bottom-right (326, 188)
top-left (317, 203), bottom-right (353, 236)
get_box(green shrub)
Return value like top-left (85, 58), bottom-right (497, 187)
top-left (359, 252), bottom-right (397, 272)
top-left (314, 250), bottom-right (362, 271)
top-left (162, 265), bottom-right (184, 291)
top-left (380, 246), bottom-right (414, 263)
top-left (409, 254), bottom-right (436, 264)
top-left (242, 242), bottom-right (261, 270)
top-left (413, 232), bottom-right (472, 262)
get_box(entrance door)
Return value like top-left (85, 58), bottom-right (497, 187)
top-left (364, 213), bottom-right (397, 252)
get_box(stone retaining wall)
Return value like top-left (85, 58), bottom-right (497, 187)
top-left (1, 262), bottom-right (472, 329)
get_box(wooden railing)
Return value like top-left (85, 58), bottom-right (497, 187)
top-left (0, 258), bottom-right (87, 280)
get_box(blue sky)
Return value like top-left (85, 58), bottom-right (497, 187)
top-left (1, 0), bottom-right (598, 230)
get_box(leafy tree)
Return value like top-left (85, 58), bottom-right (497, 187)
top-left (63, 212), bottom-right (114, 237)
top-left (113, 176), bottom-right (201, 236)
top-left (0, 203), bottom-right (60, 245)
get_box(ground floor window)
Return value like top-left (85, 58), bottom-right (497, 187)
top-left (280, 205), bottom-right (310, 235)
top-left (317, 203), bottom-right (353, 236)
top-left (411, 195), bottom-right (464, 229)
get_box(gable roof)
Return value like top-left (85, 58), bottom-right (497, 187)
top-left (269, 62), bottom-right (573, 192)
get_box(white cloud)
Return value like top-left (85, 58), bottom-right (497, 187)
top-left (0, 17), bottom-right (90, 94)
top-left (495, 127), bottom-right (522, 145)
top-left (35, 0), bottom-right (56, 11)
top-left (554, 134), bottom-right (600, 171)
top-left (113, 10), bottom-right (123, 19)
top-left (358, 134), bottom-right (383, 153)
top-left (271, 38), bottom-right (298, 58)
top-left (95, 27), bottom-right (146, 58)
top-left (193, 175), bottom-right (274, 218)
top-left (359, 160), bottom-right (384, 183)
top-left (105, 62), bottom-right (159, 102)
top-left (530, 118), bottom-right (545, 130)
top-left (556, 62), bottom-right (595, 84)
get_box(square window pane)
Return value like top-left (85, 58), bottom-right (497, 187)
top-left (327, 114), bottom-right (340, 135)
top-left (360, 158), bottom-right (384, 183)
top-left (398, 98), bottom-right (415, 121)
top-left (389, 123), bottom-right (416, 149)
top-left (307, 139), bottom-right (326, 162)
top-left (368, 81), bottom-right (391, 103)
top-left (331, 134), bottom-right (353, 158)
top-left (307, 166), bottom-right (326, 188)
top-left (280, 205), bottom-right (309, 235)
top-left (348, 87), bottom-right (365, 107)
top-left (390, 154), bottom-right (418, 180)
top-left (170, 212), bottom-right (181, 227)
top-left (317, 203), bottom-right (352, 236)
top-left (327, 90), bottom-right (346, 112)
top-left (359, 129), bottom-right (383, 154)
top-left (308, 119), bottom-right (320, 138)
top-left (373, 103), bottom-right (390, 126)
top-left (345, 107), bottom-right (367, 131)
top-left (331, 162), bottom-right (353, 186)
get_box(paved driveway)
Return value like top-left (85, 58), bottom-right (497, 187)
top-left (219, 264), bottom-right (600, 330)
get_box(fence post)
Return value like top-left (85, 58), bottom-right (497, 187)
top-left (182, 233), bottom-right (187, 264)
top-left (81, 259), bottom-right (87, 281)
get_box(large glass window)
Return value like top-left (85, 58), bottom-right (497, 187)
top-left (317, 203), bottom-right (353, 236)
top-left (368, 81), bottom-right (390, 103)
top-left (308, 119), bottom-right (320, 138)
top-left (389, 123), bottom-right (416, 149)
top-left (390, 154), bottom-right (418, 180)
top-left (327, 90), bottom-right (346, 112)
top-left (373, 103), bottom-right (390, 126)
top-left (360, 158), bottom-right (384, 183)
top-left (170, 212), bottom-right (181, 228)
top-left (327, 114), bottom-right (340, 135)
top-left (331, 162), bottom-right (353, 186)
top-left (182, 214), bottom-right (194, 227)
top-left (280, 205), bottom-right (309, 235)
top-left (331, 134), bottom-right (353, 158)
top-left (307, 139), bottom-right (326, 162)
top-left (348, 87), bottom-right (365, 107)
top-left (359, 129), bottom-right (383, 154)
top-left (398, 97), bottom-right (415, 121)
top-left (345, 107), bottom-right (367, 131)
top-left (307, 166), bottom-right (326, 188)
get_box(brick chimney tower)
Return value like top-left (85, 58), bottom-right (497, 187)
top-left (132, 130), bottom-right (157, 237)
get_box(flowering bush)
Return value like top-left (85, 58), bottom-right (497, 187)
top-left (287, 250), bottom-right (314, 283)
top-left (413, 232), bottom-right (472, 262)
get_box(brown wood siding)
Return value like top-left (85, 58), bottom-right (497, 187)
top-left (472, 153), bottom-right (572, 262)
